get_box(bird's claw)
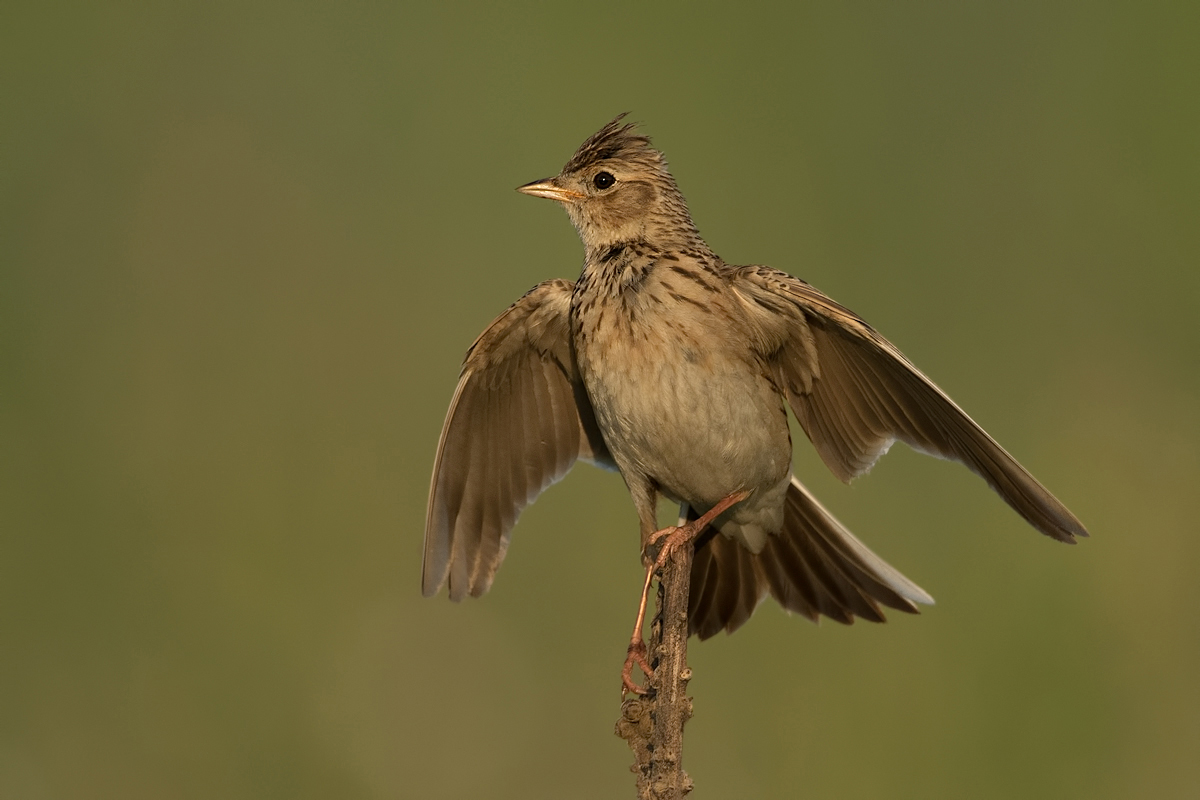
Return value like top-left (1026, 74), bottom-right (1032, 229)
top-left (622, 639), bottom-right (653, 696)
top-left (643, 525), bottom-right (688, 570)
top-left (647, 524), bottom-right (681, 550)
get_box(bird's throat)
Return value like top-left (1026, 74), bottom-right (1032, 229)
top-left (581, 238), bottom-right (660, 298)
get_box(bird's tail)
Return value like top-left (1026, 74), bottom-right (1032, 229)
top-left (687, 477), bottom-right (935, 640)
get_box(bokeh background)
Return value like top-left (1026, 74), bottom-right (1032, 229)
top-left (3, 2), bottom-right (1198, 798)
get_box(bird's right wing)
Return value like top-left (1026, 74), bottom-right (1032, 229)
top-left (423, 279), bottom-right (613, 600)
top-left (730, 265), bottom-right (1088, 543)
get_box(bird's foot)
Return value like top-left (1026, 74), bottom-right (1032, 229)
top-left (643, 488), bottom-right (753, 569)
top-left (644, 523), bottom-right (690, 569)
top-left (622, 638), bottom-right (653, 696)
top-left (620, 489), bottom-right (753, 696)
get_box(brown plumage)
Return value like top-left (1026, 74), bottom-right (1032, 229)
top-left (423, 114), bottom-right (1087, 644)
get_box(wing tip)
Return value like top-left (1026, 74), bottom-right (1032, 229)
top-left (1039, 508), bottom-right (1090, 544)
top-left (420, 564), bottom-right (447, 598)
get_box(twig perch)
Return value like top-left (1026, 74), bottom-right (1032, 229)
top-left (615, 540), bottom-right (695, 799)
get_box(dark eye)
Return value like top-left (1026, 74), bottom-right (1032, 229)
top-left (593, 171), bottom-right (615, 190)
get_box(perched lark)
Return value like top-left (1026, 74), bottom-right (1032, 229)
top-left (423, 115), bottom-right (1087, 694)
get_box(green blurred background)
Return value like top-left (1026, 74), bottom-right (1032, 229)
top-left (3, 2), bottom-right (1197, 797)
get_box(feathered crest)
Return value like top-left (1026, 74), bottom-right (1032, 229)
top-left (562, 113), bottom-right (661, 174)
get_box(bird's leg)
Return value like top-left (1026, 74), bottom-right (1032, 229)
top-left (621, 488), bottom-right (752, 695)
top-left (620, 565), bottom-right (658, 695)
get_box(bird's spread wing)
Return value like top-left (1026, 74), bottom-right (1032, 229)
top-left (424, 279), bottom-right (613, 599)
top-left (730, 265), bottom-right (1088, 543)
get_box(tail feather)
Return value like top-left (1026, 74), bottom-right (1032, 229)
top-left (688, 477), bottom-right (934, 640)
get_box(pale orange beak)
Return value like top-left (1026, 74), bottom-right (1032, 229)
top-left (516, 178), bottom-right (584, 203)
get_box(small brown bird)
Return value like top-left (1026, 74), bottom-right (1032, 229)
top-left (423, 115), bottom-right (1087, 693)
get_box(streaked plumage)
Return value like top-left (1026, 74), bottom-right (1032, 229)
top-left (423, 115), bottom-right (1087, 641)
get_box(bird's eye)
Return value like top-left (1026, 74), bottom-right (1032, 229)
top-left (593, 171), bottom-right (615, 190)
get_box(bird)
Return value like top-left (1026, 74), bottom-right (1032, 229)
top-left (422, 114), bottom-right (1088, 694)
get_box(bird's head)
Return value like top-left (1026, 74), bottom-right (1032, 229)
top-left (517, 114), bottom-right (702, 257)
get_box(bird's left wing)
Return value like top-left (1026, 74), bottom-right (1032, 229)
top-left (730, 265), bottom-right (1087, 543)
top-left (424, 279), bottom-right (613, 600)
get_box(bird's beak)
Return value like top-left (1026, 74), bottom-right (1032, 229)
top-left (517, 178), bottom-right (584, 203)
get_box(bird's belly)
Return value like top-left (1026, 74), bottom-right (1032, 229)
top-left (580, 334), bottom-right (791, 512)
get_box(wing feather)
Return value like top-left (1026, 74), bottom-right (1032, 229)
top-left (731, 265), bottom-right (1088, 543)
top-left (423, 279), bottom-right (613, 599)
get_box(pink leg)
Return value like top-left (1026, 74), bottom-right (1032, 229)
top-left (621, 489), bottom-right (752, 695)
